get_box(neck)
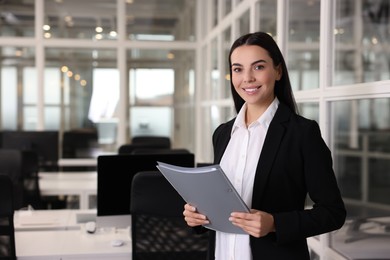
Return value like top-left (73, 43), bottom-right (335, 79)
top-left (245, 98), bottom-right (274, 125)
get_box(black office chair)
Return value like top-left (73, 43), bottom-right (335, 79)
top-left (131, 148), bottom-right (190, 155)
top-left (130, 171), bottom-right (209, 260)
top-left (118, 136), bottom-right (171, 154)
top-left (0, 175), bottom-right (16, 260)
top-left (62, 128), bottom-right (98, 158)
top-left (117, 143), bottom-right (152, 154)
top-left (0, 149), bottom-right (24, 210)
top-left (21, 150), bottom-right (44, 209)
top-left (131, 136), bottom-right (171, 149)
top-left (62, 129), bottom-right (98, 172)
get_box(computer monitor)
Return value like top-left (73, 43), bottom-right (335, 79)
top-left (96, 153), bottom-right (195, 229)
top-left (1, 131), bottom-right (59, 169)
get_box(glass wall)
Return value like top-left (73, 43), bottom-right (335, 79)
top-left (257, 0), bottom-right (277, 35)
top-left (127, 49), bottom-right (196, 151)
top-left (334, 0), bottom-right (390, 85)
top-left (332, 98), bottom-right (390, 203)
top-left (330, 97), bottom-right (390, 258)
top-left (44, 0), bottom-right (117, 40)
top-left (0, 0), bottom-right (197, 158)
top-left (0, 46), bottom-right (35, 130)
top-left (0, 1), bottom-right (35, 37)
top-left (126, 0), bottom-right (196, 41)
top-left (288, 0), bottom-right (320, 91)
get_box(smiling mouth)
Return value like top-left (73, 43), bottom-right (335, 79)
top-left (243, 86), bottom-right (261, 93)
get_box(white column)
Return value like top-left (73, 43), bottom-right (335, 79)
top-left (35, 0), bottom-right (45, 130)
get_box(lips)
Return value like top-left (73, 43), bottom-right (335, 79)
top-left (243, 86), bottom-right (261, 93)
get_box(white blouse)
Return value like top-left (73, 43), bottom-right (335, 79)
top-left (215, 98), bottom-right (279, 260)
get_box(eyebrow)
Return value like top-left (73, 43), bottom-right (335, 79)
top-left (231, 59), bottom-right (267, 67)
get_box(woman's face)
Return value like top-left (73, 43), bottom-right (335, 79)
top-left (230, 45), bottom-right (281, 109)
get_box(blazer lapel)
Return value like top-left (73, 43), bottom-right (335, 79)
top-left (251, 103), bottom-right (291, 207)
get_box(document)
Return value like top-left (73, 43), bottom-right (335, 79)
top-left (156, 161), bottom-right (250, 234)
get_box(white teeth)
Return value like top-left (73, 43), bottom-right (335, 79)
top-left (245, 88), bottom-right (257, 93)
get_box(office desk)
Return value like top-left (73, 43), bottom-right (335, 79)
top-left (14, 209), bottom-right (97, 231)
top-left (15, 209), bottom-right (130, 260)
top-left (331, 217), bottom-right (390, 259)
top-left (39, 172), bottom-right (97, 209)
top-left (16, 228), bottom-right (131, 260)
top-left (57, 158), bottom-right (97, 167)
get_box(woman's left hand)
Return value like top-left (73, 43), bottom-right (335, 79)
top-left (229, 209), bottom-right (275, 238)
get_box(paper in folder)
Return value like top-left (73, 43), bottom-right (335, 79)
top-left (156, 161), bottom-right (250, 234)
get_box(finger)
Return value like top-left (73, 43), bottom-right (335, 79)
top-left (184, 204), bottom-right (196, 212)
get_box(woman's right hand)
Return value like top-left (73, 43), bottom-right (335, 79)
top-left (183, 203), bottom-right (210, 227)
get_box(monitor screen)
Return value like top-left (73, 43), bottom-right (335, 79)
top-left (1, 131), bottom-right (59, 168)
top-left (97, 153), bottom-right (194, 228)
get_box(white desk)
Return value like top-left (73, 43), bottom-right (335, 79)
top-left (330, 217), bottom-right (390, 259)
top-left (14, 209), bottom-right (97, 231)
top-left (57, 158), bottom-right (98, 167)
top-left (16, 228), bottom-right (131, 260)
top-left (15, 209), bottom-right (130, 259)
top-left (39, 172), bottom-right (97, 209)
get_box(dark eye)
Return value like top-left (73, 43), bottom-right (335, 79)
top-left (254, 65), bottom-right (264, 70)
top-left (232, 67), bottom-right (241, 73)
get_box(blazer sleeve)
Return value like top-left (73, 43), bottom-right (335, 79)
top-left (273, 120), bottom-right (346, 245)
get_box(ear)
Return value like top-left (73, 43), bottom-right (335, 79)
top-left (275, 64), bottom-right (282, 81)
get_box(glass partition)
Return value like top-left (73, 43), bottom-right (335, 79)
top-left (238, 9), bottom-right (250, 36)
top-left (330, 97), bottom-right (390, 258)
top-left (126, 0), bottom-right (196, 41)
top-left (0, 1), bottom-right (35, 37)
top-left (0, 46), bottom-right (35, 130)
top-left (288, 0), bottom-right (320, 91)
top-left (45, 48), bottom-right (118, 156)
top-left (222, 27), bottom-right (232, 99)
top-left (127, 49), bottom-right (195, 149)
top-left (297, 102), bottom-right (319, 123)
top-left (334, 0), bottom-right (390, 85)
top-left (44, 0), bottom-right (117, 40)
top-left (257, 0), bottom-right (277, 35)
top-left (224, 0), bottom-right (233, 17)
top-left (211, 38), bottom-right (219, 99)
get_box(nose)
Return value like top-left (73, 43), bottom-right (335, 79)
top-left (243, 70), bottom-right (255, 83)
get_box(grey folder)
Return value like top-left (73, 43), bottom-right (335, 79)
top-left (156, 161), bottom-right (250, 234)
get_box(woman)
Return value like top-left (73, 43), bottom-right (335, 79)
top-left (183, 32), bottom-right (346, 260)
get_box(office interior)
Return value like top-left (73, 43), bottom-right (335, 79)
top-left (0, 0), bottom-right (390, 259)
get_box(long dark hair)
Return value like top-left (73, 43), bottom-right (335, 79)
top-left (228, 32), bottom-right (297, 114)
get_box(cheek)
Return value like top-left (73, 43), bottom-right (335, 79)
top-left (262, 72), bottom-right (277, 85)
top-left (231, 75), bottom-right (241, 88)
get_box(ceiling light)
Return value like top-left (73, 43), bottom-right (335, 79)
top-left (109, 31), bottom-right (117, 37)
top-left (95, 26), bottom-right (103, 33)
top-left (80, 80), bottom-right (87, 87)
top-left (61, 66), bottom-right (69, 73)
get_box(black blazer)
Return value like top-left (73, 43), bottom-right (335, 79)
top-left (207, 103), bottom-right (346, 260)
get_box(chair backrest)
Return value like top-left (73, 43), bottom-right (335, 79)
top-left (117, 143), bottom-right (152, 154)
top-left (131, 136), bottom-right (171, 149)
top-left (131, 148), bottom-right (190, 155)
top-left (117, 143), bottom-right (173, 155)
top-left (0, 149), bottom-right (23, 210)
top-left (62, 129), bottom-right (98, 158)
top-left (21, 150), bottom-right (44, 209)
top-left (130, 171), bottom-right (209, 260)
top-left (0, 175), bottom-right (16, 259)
